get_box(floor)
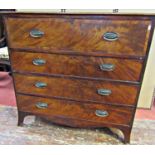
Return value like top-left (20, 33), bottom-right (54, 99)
top-left (0, 72), bottom-right (155, 144)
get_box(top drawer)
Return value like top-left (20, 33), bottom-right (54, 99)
top-left (5, 16), bottom-right (151, 57)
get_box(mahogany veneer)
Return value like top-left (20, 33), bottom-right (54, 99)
top-left (3, 13), bottom-right (155, 144)
top-left (17, 94), bottom-right (134, 125)
top-left (14, 73), bottom-right (139, 106)
top-left (5, 17), bottom-right (151, 57)
top-left (11, 51), bottom-right (143, 82)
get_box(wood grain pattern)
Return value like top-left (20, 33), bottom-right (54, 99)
top-left (5, 17), bottom-right (151, 57)
top-left (4, 13), bottom-right (155, 144)
top-left (16, 94), bottom-right (134, 126)
top-left (14, 73), bottom-right (139, 106)
top-left (11, 51), bottom-right (143, 82)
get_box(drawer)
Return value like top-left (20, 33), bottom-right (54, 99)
top-left (14, 74), bottom-right (139, 106)
top-left (11, 51), bottom-right (143, 82)
top-left (17, 94), bottom-right (134, 126)
top-left (5, 17), bottom-right (151, 57)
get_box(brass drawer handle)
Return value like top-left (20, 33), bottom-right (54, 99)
top-left (30, 29), bottom-right (44, 38)
top-left (99, 63), bottom-right (115, 71)
top-left (97, 89), bottom-right (112, 96)
top-left (95, 110), bottom-right (109, 117)
top-left (32, 58), bottom-right (46, 66)
top-left (103, 32), bottom-right (119, 41)
top-left (36, 102), bottom-right (48, 109)
top-left (35, 82), bottom-right (47, 88)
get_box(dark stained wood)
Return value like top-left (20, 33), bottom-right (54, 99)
top-left (17, 111), bottom-right (28, 126)
top-left (3, 13), bottom-right (155, 144)
top-left (13, 73), bottom-right (139, 106)
top-left (17, 111), bottom-right (131, 129)
top-left (11, 51), bottom-right (143, 82)
top-left (16, 94), bottom-right (134, 126)
top-left (5, 17), bottom-right (151, 57)
top-left (9, 47), bottom-right (146, 60)
top-left (3, 12), bottom-right (155, 20)
top-left (121, 127), bottom-right (132, 143)
top-left (16, 110), bottom-right (132, 143)
top-left (17, 110), bottom-right (132, 143)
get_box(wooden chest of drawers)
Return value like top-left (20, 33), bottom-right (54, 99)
top-left (3, 13), bottom-right (155, 143)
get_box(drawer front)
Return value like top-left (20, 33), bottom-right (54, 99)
top-left (14, 74), bottom-right (139, 106)
top-left (11, 51), bottom-right (143, 82)
top-left (5, 17), bottom-right (151, 57)
top-left (17, 94), bottom-right (134, 125)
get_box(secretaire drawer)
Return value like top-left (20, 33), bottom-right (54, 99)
top-left (11, 51), bottom-right (143, 82)
top-left (17, 94), bottom-right (134, 126)
top-left (14, 73), bottom-right (139, 106)
top-left (5, 17), bottom-right (151, 57)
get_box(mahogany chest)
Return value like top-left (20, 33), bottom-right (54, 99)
top-left (3, 13), bottom-right (155, 143)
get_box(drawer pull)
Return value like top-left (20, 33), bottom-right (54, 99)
top-left (95, 110), bottom-right (109, 117)
top-left (30, 29), bottom-right (44, 38)
top-left (97, 89), bottom-right (112, 96)
top-left (35, 82), bottom-right (47, 88)
top-left (103, 32), bottom-right (118, 41)
top-left (32, 58), bottom-right (46, 66)
top-left (36, 102), bottom-right (48, 109)
top-left (99, 63), bottom-right (115, 71)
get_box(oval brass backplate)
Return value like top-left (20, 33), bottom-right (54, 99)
top-left (36, 102), bottom-right (48, 109)
top-left (97, 89), bottom-right (112, 96)
top-left (35, 82), bottom-right (47, 88)
top-left (95, 110), bottom-right (109, 117)
top-left (32, 58), bottom-right (46, 66)
top-left (103, 32), bottom-right (119, 41)
top-left (30, 29), bottom-right (44, 38)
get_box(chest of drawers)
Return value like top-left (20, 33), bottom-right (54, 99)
top-left (3, 13), bottom-right (155, 143)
